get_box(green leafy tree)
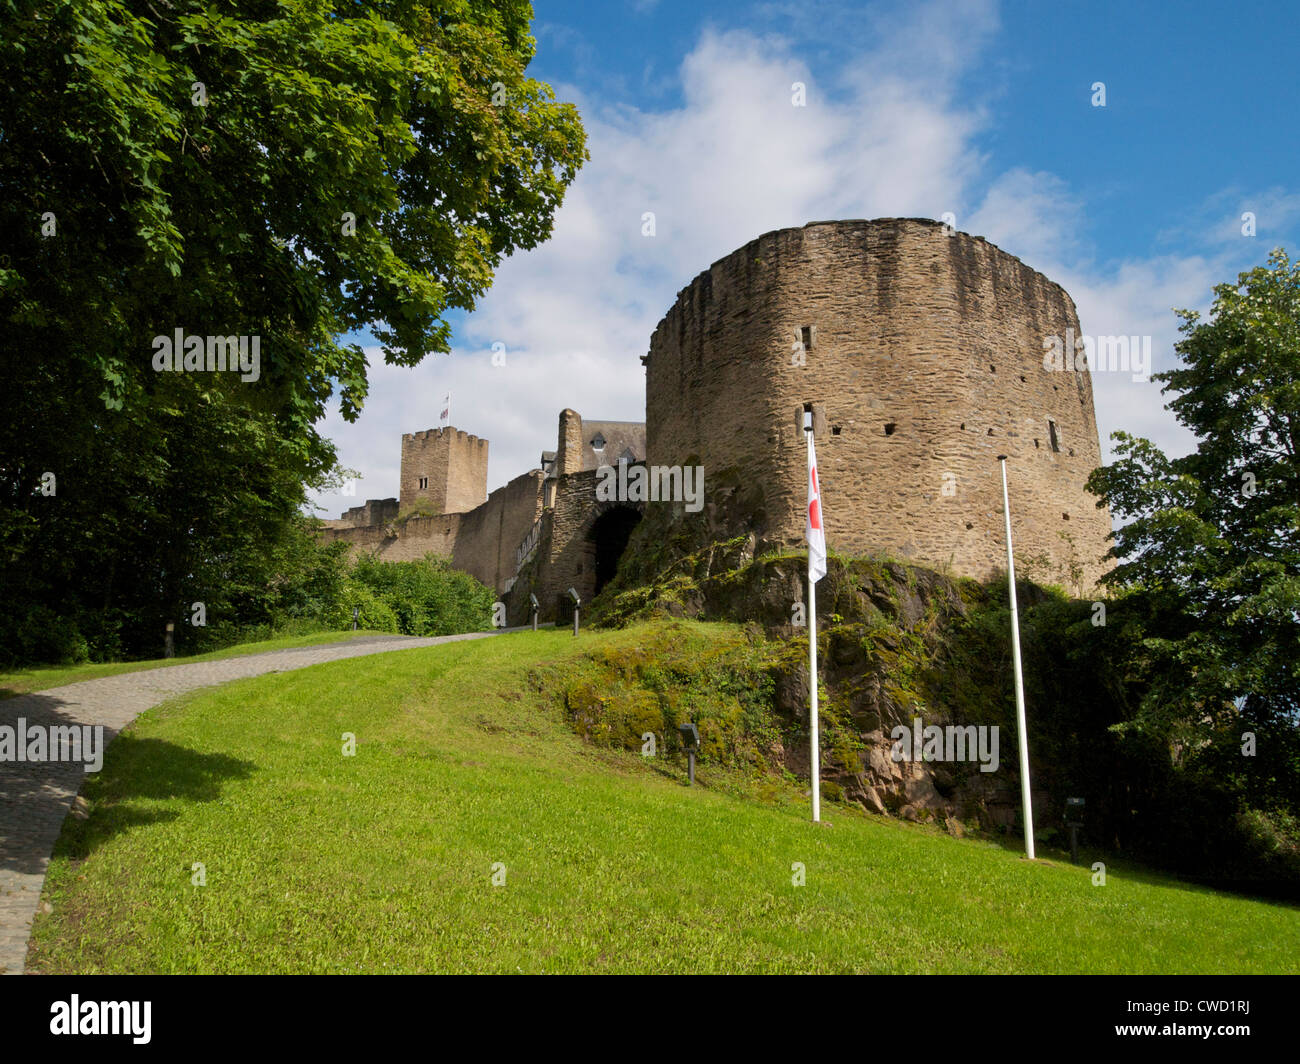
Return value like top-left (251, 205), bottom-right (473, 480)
top-left (0, 0), bottom-right (585, 661)
top-left (1087, 248), bottom-right (1300, 815)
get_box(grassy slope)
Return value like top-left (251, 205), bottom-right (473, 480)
top-left (0, 630), bottom-right (395, 698)
top-left (28, 621), bottom-right (1299, 974)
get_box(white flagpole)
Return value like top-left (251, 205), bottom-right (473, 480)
top-left (998, 455), bottom-right (1035, 859)
top-left (809, 548), bottom-right (820, 824)
top-left (807, 427), bottom-right (821, 824)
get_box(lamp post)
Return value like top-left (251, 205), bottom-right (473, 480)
top-left (352, 605), bottom-right (359, 632)
top-left (530, 593), bottom-right (540, 632)
top-left (568, 587), bottom-right (580, 637)
top-left (678, 722), bottom-right (700, 786)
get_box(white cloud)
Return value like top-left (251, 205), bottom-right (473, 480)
top-left (307, 0), bottom-right (1275, 523)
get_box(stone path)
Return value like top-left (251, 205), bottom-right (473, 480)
top-left (0, 630), bottom-right (509, 974)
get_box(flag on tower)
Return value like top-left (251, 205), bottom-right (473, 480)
top-left (439, 393), bottom-right (451, 427)
top-left (807, 432), bottom-right (826, 583)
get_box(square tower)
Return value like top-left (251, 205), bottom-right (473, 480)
top-left (399, 426), bottom-right (489, 515)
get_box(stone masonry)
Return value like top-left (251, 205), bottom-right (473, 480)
top-left (644, 218), bottom-right (1113, 591)
top-left (399, 427), bottom-right (489, 515)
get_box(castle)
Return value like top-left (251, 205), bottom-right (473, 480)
top-left (322, 219), bottom-right (1113, 619)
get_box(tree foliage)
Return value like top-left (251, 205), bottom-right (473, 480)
top-left (0, 0), bottom-right (585, 661)
top-left (1087, 248), bottom-right (1300, 820)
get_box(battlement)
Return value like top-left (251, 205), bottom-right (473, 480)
top-left (402, 427), bottom-right (488, 448)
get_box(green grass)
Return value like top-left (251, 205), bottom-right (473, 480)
top-left (28, 620), bottom-right (1300, 974)
top-left (0, 630), bottom-right (395, 698)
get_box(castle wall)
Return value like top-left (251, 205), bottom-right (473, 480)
top-left (645, 219), bottom-right (1113, 591)
top-left (543, 468), bottom-right (603, 613)
top-left (321, 497), bottom-right (398, 530)
top-left (451, 469), bottom-right (546, 590)
top-left (399, 427), bottom-right (489, 515)
top-left (318, 512), bottom-right (461, 563)
top-left (503, 468), bottom-right (642, 622)
top-left (318, 469), bottom-right (544, 593)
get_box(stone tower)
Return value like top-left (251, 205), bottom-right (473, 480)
top-left (399, 427), bottom-right (489, 515)
top-left (644, 218), bottom-right (1113, 590)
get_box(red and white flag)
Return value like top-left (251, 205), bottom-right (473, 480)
top-left (807, 431), bottom-right (826, 582)
top-left (439, 393), bottom-right (451, 427)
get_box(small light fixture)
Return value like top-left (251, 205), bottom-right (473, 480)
top-left (529, 593), bottom-right (540, 632)
top-left (678, 722), bottom-right (700, 786)
top-left (568, 587), bottom-right (581, 637)
top-left (1064, 797), bottom-right (1085, 864)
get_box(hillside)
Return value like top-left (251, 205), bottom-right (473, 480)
top-left (28, 623), bottom-right (1299, 975)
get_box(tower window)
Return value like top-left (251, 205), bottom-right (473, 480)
top-left (884, 422), bottom-right (896, 436)
top-left (803, 403), bottom-right (813, 432)
top-left (1048, 419), bottom-right (1061, 452)
top-left (418, 476), bottom-right (428, 490)
top-left (591, 433), bottom-right (606, 450)
top-left (800, 325), bottom-right (814, 350)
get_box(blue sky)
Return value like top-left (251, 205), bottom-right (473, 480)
top-left (309, 0), bottom-right (1300, 515)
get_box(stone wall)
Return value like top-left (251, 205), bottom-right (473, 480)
top-left (399, 427), bottom-right (489, 515)
top-left (321, 497), bottom-right (398, 530)
top-left (451, 469), bottom-right (546, 590)
top-left (318, 511), bottom-right (461, 563)
top-left (320, 469), bottom-right (545, 593)
top-left (644, 218), bottom-right (1113, 592)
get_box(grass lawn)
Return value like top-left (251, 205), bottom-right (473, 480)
top-left (0, 629), bottom-right (396, 698)
top-left (27, 620), bottom-right (1300, 974)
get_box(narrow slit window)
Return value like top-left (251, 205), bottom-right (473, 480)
top-left (803, 403), bottom-right (814, 432)
top-left (801, 325), bottom-right (814, 350)
top-left (418, 476), bottom-right (428, 490)
top-left (1048, 419), bottom-right (1061, 452)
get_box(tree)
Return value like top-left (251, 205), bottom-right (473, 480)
top-left (0, 0), bottom-right (585, 660)
top-left (1087, 248), bottom-right (1300, 814)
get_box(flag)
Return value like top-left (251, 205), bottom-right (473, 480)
top-left (439, 393), bottom-right (450, 427)
top-left (806, 431), bottom-right (826, 582)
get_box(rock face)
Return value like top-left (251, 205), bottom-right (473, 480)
top-left (644, 218), bottom-right (1113, 594)
top-left (590, 517), bottom-right (1034, 834)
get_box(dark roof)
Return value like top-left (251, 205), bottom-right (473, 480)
top-left (579, 420), bottom-right (645, 471)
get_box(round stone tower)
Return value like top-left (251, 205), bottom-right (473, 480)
top-left (644, 218), bottom-right (1112, 591)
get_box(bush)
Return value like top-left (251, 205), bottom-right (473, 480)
top-left (348, 552), bottom-right (494, 636)
top-left (322, 581), bottom-right (400, 634)
top-left (0, 606), bottom-right (90, 667)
